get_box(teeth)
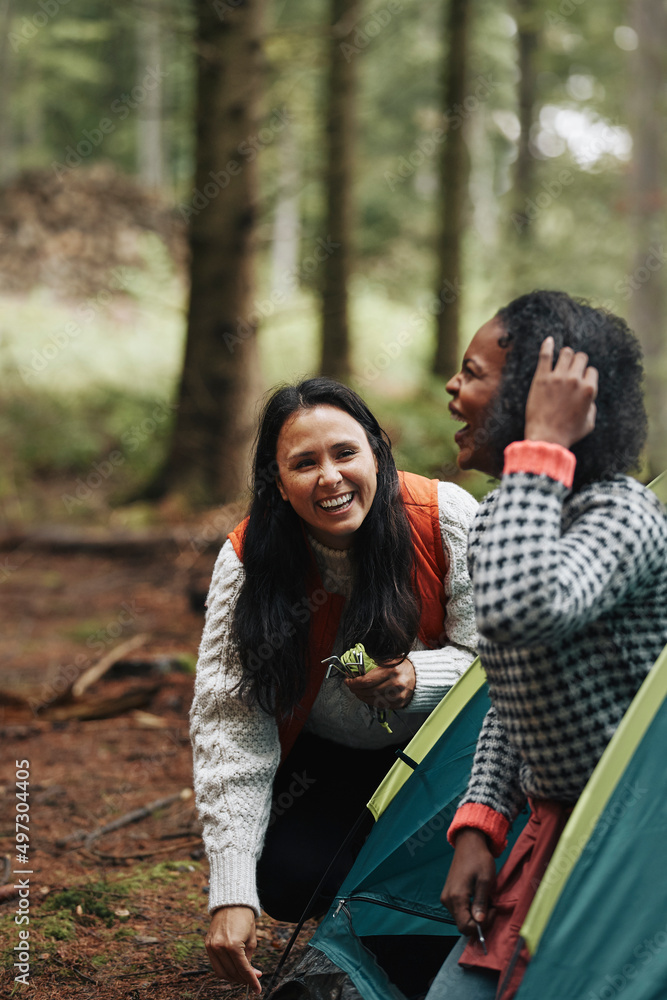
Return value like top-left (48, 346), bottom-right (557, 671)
top-left (320, 492), bottom-right (353, 509)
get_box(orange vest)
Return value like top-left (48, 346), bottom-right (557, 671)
top-left (228, 470), bottom-right (448, 760)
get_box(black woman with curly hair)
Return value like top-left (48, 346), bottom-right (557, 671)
top-left (190, 377), bottom-right (479, 995)
top-left (427, 290), bottom-right (667, 1000)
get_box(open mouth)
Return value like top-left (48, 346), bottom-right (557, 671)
top-left (318, 491), bottom-right (354, 512)
top-left (449, 408), bottom-right (469, 441)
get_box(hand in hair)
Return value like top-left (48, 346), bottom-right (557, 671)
top-left (345, 657), bottom-right (416, 710)
top-left (524, 336), bottom-right (598, 450)
top-left (205, 906), bottom-right (262, 993)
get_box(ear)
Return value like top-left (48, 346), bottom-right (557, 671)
top-left (276, 476), bottom-right (288, 502)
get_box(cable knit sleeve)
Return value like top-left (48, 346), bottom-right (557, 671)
top-left (406, 481), bottom-right (479, 713)
top-left (189, 539), bottom-right (281, 916)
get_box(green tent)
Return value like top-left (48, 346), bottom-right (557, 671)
top-left (302, 660), bottom-right (529, 999)
top-left (517, 640), bottom-right (667, 999)
top-left (274, 473), bottom-right (666, 1000)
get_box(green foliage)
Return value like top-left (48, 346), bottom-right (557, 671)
top-left (40, 911), bottom-right (77, 941)
top-left (168, 935), bottom-right (205, 965)
top-left (2, 0), bottom-right (665, 497)
top-left (43, 884), bottom-right (115, 926)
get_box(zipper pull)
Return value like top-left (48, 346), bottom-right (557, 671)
top-left (333, 898), bottom-right (346, 918)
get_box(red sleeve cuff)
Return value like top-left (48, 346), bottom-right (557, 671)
top-left (503, 440), bottom-right (576, 489)
top-left (447, 803), bottom-right (510, 857)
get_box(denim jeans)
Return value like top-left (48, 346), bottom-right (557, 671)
top-left (425, 936), bottom-right (500, 1000)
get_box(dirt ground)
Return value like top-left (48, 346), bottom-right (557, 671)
top-left (0, 533), bottom-right (315, 999)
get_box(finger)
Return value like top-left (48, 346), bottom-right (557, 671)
top-left (471, 878), bottom-right (492, 924)
top-left (206, 939), bottom-right (262, 993)
top-left (206, 945), bottom-right (232, 981)
top-left (206, 942), bottom-right (241, 984)
top-left (229, 948), bottom-right (262, 993)
top-left (534, 336), bottom-right (555, 373)
top-left (584, 365), bottom-right (599, 398)
top-left (346, 670), bottom-right (389, 691)
top-left (568, 350), bottom-right (590, 377)
top-left (552, 344), bottom-right (575, 372)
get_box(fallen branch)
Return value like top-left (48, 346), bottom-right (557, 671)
top-left (71, 634), bottom-right (149, 699)
top-left (56, 788), bottom-right (193, 848)
top-left (40, 685), bottom-right (160, 722)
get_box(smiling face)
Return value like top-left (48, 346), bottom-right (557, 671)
top-left (275, 404), bottom-right (379, 550)
top-left (446, 317), bottom-right (508, 476)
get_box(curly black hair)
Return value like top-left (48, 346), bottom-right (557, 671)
top-left (486, 290), bottom-right (647, 490)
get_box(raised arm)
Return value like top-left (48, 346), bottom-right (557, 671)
top-left (472, 340), bottom-right (664, 646)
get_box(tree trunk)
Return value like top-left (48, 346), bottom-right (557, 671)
top-left (319, 0), bottom-right (360, 382)
top-left (271, 116), bottom-right (300, 301)
top-left (432, 0), bottom-right (471, 378)
top-left (136, 5), bottom-right (164, 190)
top-left (627, 0), bottom-right (667, 477)
top-left (512, 0), bottom-right (538, 236)
top-left (155, 0), bottom-right (264, 506)
top-left (0, 0), bottom-right (15, 184)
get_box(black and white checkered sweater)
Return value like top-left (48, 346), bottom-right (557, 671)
top-left (459, 470), bottom-right (667, 827)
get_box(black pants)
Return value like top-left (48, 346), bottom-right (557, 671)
top-left (256, 732), bottom-right (398, 922)
top-left (256, 732), bottom-right (455, 999)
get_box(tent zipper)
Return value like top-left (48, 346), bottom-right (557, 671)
top-left (334, 894), bottom-right (457, 925)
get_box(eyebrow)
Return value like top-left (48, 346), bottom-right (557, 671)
top-left (288, 440), bottom-right (359, 460)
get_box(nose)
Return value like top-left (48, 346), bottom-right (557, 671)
top-left (319, 459), bottom-right (342, 486)
top-left (445, 371), bottom-right (460, 396)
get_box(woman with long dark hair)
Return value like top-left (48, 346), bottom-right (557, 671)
top-left (190, 377), bottom-right (479, 993)
top-left (427, 290), bottom-right (667, 1000)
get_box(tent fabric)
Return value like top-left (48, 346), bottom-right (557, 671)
top-left (515, 643), bottom-right (667, 1000)
top-left (303, 661), bottom-right (528, 1000)
top-left (272, 473), bottom-right (667, 1000)
top-left (366, 658), bottom-right (487, 821)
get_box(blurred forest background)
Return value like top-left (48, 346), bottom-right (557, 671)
top-left (1, 0), bottom-right (666, 527)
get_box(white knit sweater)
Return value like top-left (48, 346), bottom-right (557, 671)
top-left (190, 481), bottom-right (478, 915)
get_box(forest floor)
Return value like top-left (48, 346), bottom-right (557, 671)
top-left (0, 521), bottom-right (316, 999)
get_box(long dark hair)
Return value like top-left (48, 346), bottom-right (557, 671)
top-left (486, 290), bottom-right (647, 490)
top-left (231, 377), bottom-right (420, 716)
